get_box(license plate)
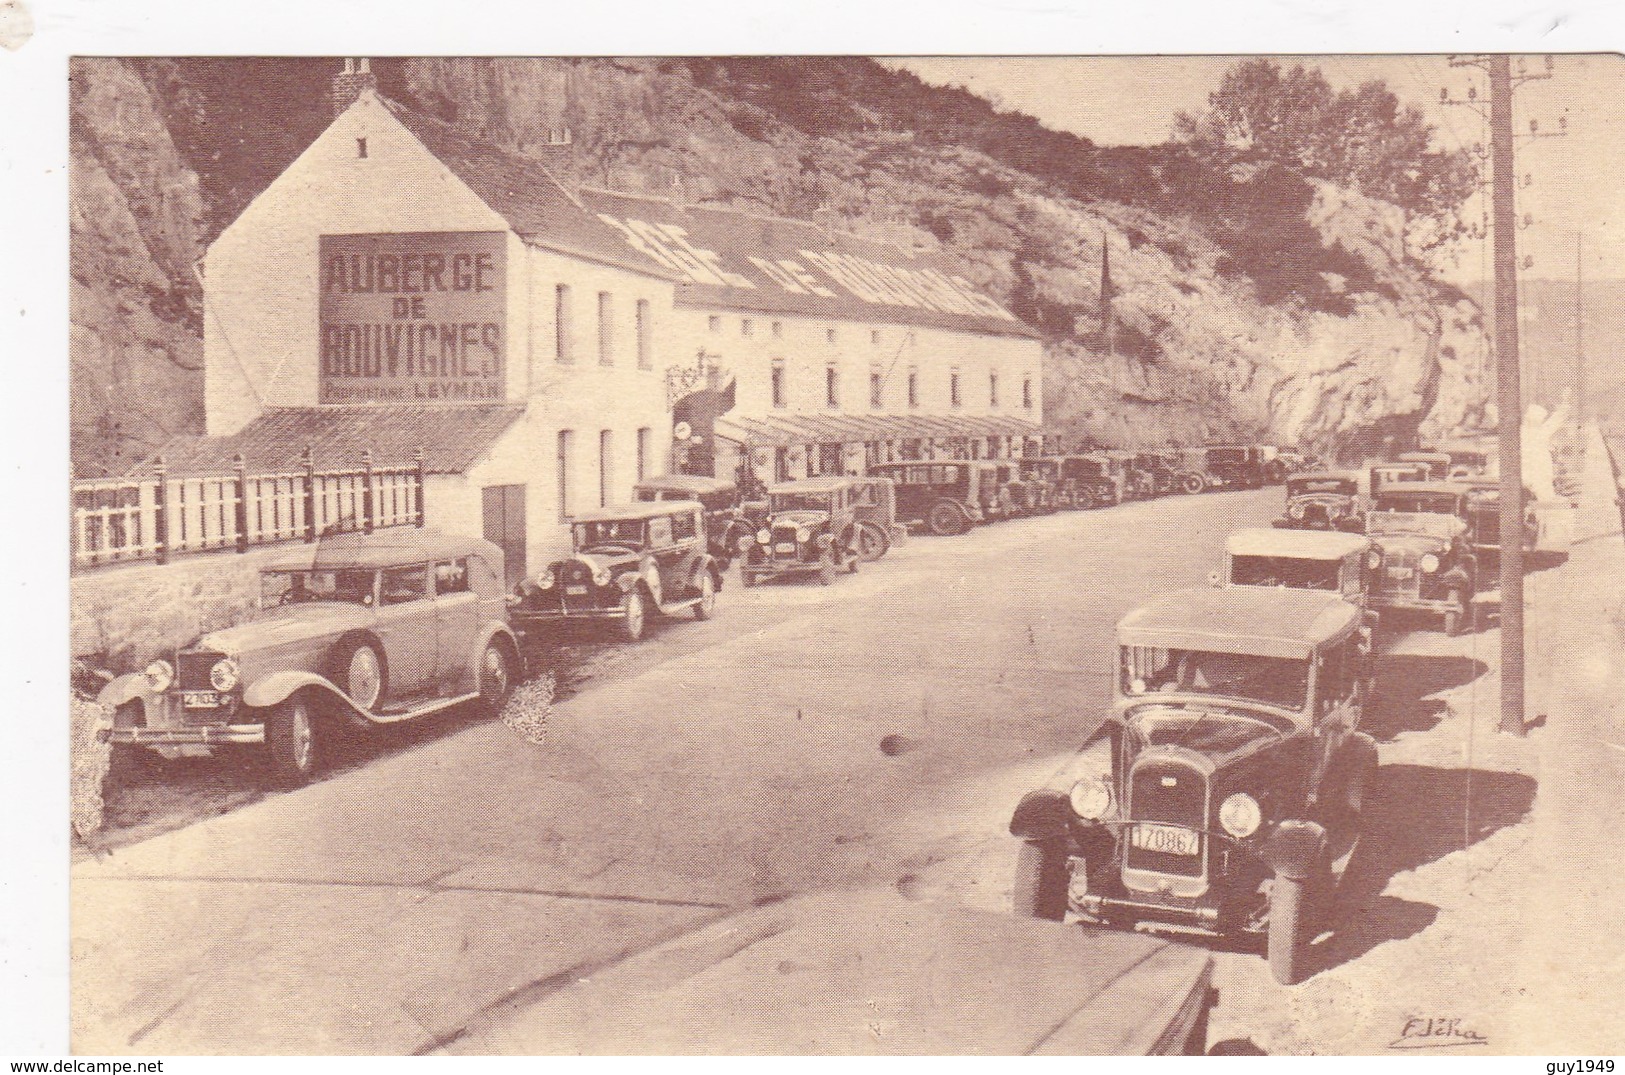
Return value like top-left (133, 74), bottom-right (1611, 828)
top-left (566, 585), bottom-right (588, 595)
top-left (182, 690), bottom-right (222, 708)
top-left (1386, 566), bottom-right (1414, 580)
top-left (774, 542), bottom-right (796, 554)
top-left (1131, 824), bottom-right (1200, 856)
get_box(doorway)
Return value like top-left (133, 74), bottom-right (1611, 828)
top-left (482, 484), bottom-right (527, 590)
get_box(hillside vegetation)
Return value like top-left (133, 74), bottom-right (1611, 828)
top-left (70, 56), bottom-right (1494, 475)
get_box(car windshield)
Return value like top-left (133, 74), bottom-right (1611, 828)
top-left (1125, 707), bottom-right (1286, 755)
top-left (771, 492), bottom-right (833, 512)
top-left (1290, 479), bottom-right (1355, 496)
top-left (574, 520), bottom-right (646, 550)
top-left (1120, 646), bottom-right (1308, 711)
top-left (1374, 494), bottom-right (1458, 515)
top-left (1230, 554), bottom-right (1341, 591)
top-left (261, 568), bottom-right (377, 607)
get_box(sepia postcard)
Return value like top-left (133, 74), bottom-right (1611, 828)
top-left (6, 1), bottom-right (1625, 1061)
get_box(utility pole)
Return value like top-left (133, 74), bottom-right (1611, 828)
top-left (1488, 55), bottom-right (1528, 736)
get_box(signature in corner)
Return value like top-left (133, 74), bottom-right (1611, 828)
top-left (1388, 1016), bottom-right (1489, 1049)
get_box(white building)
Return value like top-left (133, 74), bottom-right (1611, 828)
top-left (147, 61), bottom-right (1045, 581)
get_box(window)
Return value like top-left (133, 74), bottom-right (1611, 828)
top-left (356, 137), bottom-right (368, 159)
top-left (709, 315), bottom-right (722, 333)
top-left (741, 318), bottom-right (754, 338)
top-left (381, 564), bottom-right (429, 606)
top-left (636, 426), bottom-right (651, 481)
top-left (950, 369), bottom-right (962, 408)
top-left (775, 447), bottom-right (790, 483)
top-left (826, 364), bottom-right (840, 408)
top-left (556, 429), bottom-right (573, 521)
top-left (871, 329), bottom-right (881, 346)
top-left (554, 285), bottom-right (573, 363)
top-left (990, 371), bottom-right (1000, 407)
top-left (826, 327), bottom-right (837, 344)
top-left (772, 321), bottom-right (783, 338)
top-left (907, 368), bottom-right (919, 408)
top-left (434, 559), bottom-right (470, 595)
top-left (1023, 377), bottom-right (1034, 409)
top-left (771, 359), bottom-right (786, 408)
top-left (597, 291), bottom-right (614, 365)
top-left (599, 429), bottom-right (614, 507)
top-left (870, 369), bottom-right (883, 408)
top-left (636, 299), bottom-right (652, 369)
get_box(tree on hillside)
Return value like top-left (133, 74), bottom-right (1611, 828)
top-left (1175, 59), bottom-right (1478, 270)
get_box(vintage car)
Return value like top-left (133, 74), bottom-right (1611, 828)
top-left (633, 474), bottom-right (750, 569)
top-left (1018, 456), bottom-right (1066, 511)
top-left (849, 476), bottom-right (907, 561)
top-left (1459, 476), bottom-right (1573, 561)
top-left (1367, 460), bottom-right (1431, 500)
top-left (511, 501), bottom-right (723, 641)
top-left (866, 461), bottom-right (987, 536)
top-left (438, 888), bottom-right (1217, 1055)
top-left (1397, 451), bottom-right (1453, 481)
top-left (1102, 450), bottom-right (1157, 500)
top-left (1173, 446), bottom-right (1264, 494)
top-left (984, 460), bottom-right (1035, 517)
top-left (1442, 446), bottom-right (1493, 480)
top-left (1217, 528), bottom-right (1375, 615)
top-left (1273, 472), bottom-right (1363, 532)
top-left (1057, 454), bottom-right (1124, 509)
top-left (1133, 451), bottom-right (1180, 497)
top-left (1364, 483), bottom-right (1477, 634)
top-left (741, 477), bottom-right (863, 585)
top-left (1008, 586), bottom-right (1377, 985)
top-left (97, 530), bottom-right (521, 785)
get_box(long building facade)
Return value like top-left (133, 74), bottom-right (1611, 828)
top-left (149, 61), bottom-right (1045, 581)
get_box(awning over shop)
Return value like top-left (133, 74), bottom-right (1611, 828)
top-left (713, 413), bottom-right (1044, 448)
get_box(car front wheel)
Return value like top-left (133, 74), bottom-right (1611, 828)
top-left (1182, 473), bottom-right (1206, 495)
top-left (621, 589), bottom-right (647, 641)
top-left (1074, 487), bottom-right (1097, 511)
top-left (1012, 840), bottom-right (1068, 920)
top-left (856, 521), bottom-right (890, 561)
top-left (927, 502), bottom-right (964, 536)
top-left (265, 696), bottom-right (319, 787)
top-left (477, 640), bottom-right (514, 717)
top-left (333, 638), bottom-right (384, 712)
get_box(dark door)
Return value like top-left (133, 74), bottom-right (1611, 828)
top-left (482, 484), bottom-right (527, 590)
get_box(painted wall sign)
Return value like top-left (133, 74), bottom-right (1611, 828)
top-left (318, 231), bottom-right (507, 404)
top-left (594, 214), bottom-right (1017, 322)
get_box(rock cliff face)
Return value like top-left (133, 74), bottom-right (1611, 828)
top-left (68, 56), bottom-right (1491, 473)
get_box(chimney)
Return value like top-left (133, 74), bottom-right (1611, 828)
top-left (331, 58), bottom-right (377, 119)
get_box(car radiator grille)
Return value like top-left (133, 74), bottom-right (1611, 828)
top-left (559, 561), bottom-right (599, 612)
top-left (177, 650), bottom-right (226, 691)
top-left (1378, 546), bottom-right (1420, 594)
top-left (1126, 757), bottom-right (1207, 878)
top-left (1473, 510), bottom-right (1501, 546)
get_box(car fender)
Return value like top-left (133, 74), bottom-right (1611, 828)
top-left (242, 671), bottom-right (372, 726)
top-left (616, 572), bottom-right (642, 593)
top-left (469, 620), bottom-right (520, 673)
top-left (97, 672), bottom-right (159, 710)
top-left (1009, 789), bottom-right (1074, 841)
top-left (1262, 818), bottom-right (1328, 881)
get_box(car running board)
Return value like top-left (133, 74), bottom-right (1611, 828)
top-left (367, 689), bottom-right (483, 723)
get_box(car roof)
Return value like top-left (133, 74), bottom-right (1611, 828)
top-left (1373, 481), bottom-right (1467, 498)
top-left (768, 476), bottom-right (859, 494)
top-left (261, 529), bottom-right (499, 570)
top-left (1288, 471), bottom-right (1359, 485)
top-left (1226, 528), bottom-right (1369, 558)
top-left (1117, 587), bottom-right (1361, 659)
top-left (633, 474), bottom-right (737, 495)
top-left (570, 500), bottom-right (704, 523)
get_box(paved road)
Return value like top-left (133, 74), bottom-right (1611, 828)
top-left (69, 488), bottom-right (1293, 1053)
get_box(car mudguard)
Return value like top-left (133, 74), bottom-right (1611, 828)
top-left (1009, 789), bottom-right (1074, 841)
top-left (242, 671), bottom-right (370, 726)
top-left (1262, 818), bottom-right (1328, 881)
top-left (97, 672), bottom-right (159, 710)
top-left (466, 621), bottom-right (521, 686)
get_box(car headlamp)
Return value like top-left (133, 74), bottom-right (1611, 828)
top-left (1289, 502), bottom-right (1305, 519)
top-left (535, 570), bottom-right (556, 590)
top-left (1419, 553), bottom-right (1440, 573)
top-left (144, 659), bottom-right (174, 694)
top-left (757, 529), bottom-right (771, 545)
top-left (1366, 549), bottom-right (1383, 570)
top-left (1219, 793), bottom-right (1262, 838)
top-left (592, 567), bottom-right (613, 587)
top-left (209, 658), bottom-right (240, 692)
top-left (795, 527), bottom-right (811, 543)
top-left (1069, 778), bottom-right (1113, 821)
